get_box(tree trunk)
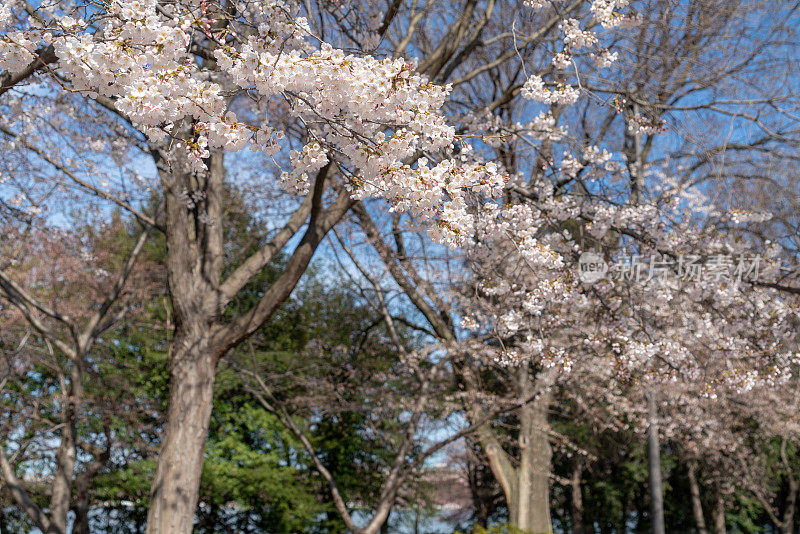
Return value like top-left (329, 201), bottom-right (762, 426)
top-left (147, 150), bottom-right (224, 534)
top-left (72, 457), bottom-right (93, 534)
top-left (380, 510), bottom-right (391, 534)
top-left (146, 333), bottom-right (218, 534)
top-left (712, 492), bottom-right (725, 534)
top-left (780, 478), bottom-right (799, 534)
top-left (620, 499), bottom-right (628, 533)
top-left (513, 367), bottom-right (553, 534)
top-left (647, 391), bottom-right (665, 534)
top-left (47, 364), bottom-right (82, 534)
top-left (73, 474), bottom-right (91, 534)
top-left (475, 372), bottom-right (554, 533)
top-left (48, 439), bottom-right (75, 534)
top-left (571, 459), bottom-right (585, 534)
top-left (476, 502), bottom-right (490, 528)
top-left (468, 455), bottom-right (492, 529)
top-left (687, 459), bottom-right (708, 534)
top-left (145, 150), bottom-right (346, 533)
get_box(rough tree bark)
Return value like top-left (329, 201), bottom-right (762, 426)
top-left (146, 150), bottom-right (226, 534)
top-left (145, 335), bottom-right (219, 533)
top-left (475, 367), bottom-right (554, 534)
top-left (73, 474), bottom-right (92, 534)
top-left (513, 367), bottom-right (553, 534)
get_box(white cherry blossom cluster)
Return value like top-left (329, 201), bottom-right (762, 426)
top-left (591, 49), bottom-right (618, 68)
top-left (561, 145), bottom-right (615, 181)
top-left (0, 28), bottom-right (37, 72)
top-left (521, 75), bottom-right (580, 105)
top-left (523, 112), bottom-right (568, 141)
top-left (523, 0), bottom-right (552, 8)
top-left (0, 0), bottom-right (513, 236)
top-left (213, 38), bottom-right (508, 223)
top-left (590, 0), bottom-right (641, 29)
top-left (728, 209), bottom-right (773, 225)
top-left (627, 112), bottom-right (668, 135)
top-left (0, 1), bottom-right (12, 29)
top-left (521, 0), bottom-right (639, 98)
top-left (282, 141), bottom-right (329, 194)
top-left (560, 18), bottom-right (598, 50)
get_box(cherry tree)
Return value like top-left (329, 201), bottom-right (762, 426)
top-left (334, 2), bottom-right (800, 532)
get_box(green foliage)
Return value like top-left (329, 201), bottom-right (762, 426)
top-left (199, 396), bottom-right (321, 532)
top-left (727, 493), bottom-right (766, 533)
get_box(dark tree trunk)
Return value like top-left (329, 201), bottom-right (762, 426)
top-left (145, 150), bottom-right (225, 534)
top-left (145, 138), bottom-right (349, 533)
top-left (780, 478), bottom-right (799, 534)
top-left (73, 479), bottom-right (91, 534)
top-left (620, 496), bottom-right (628, 534)
top-left (380, 510), bottom-right (391, 534)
